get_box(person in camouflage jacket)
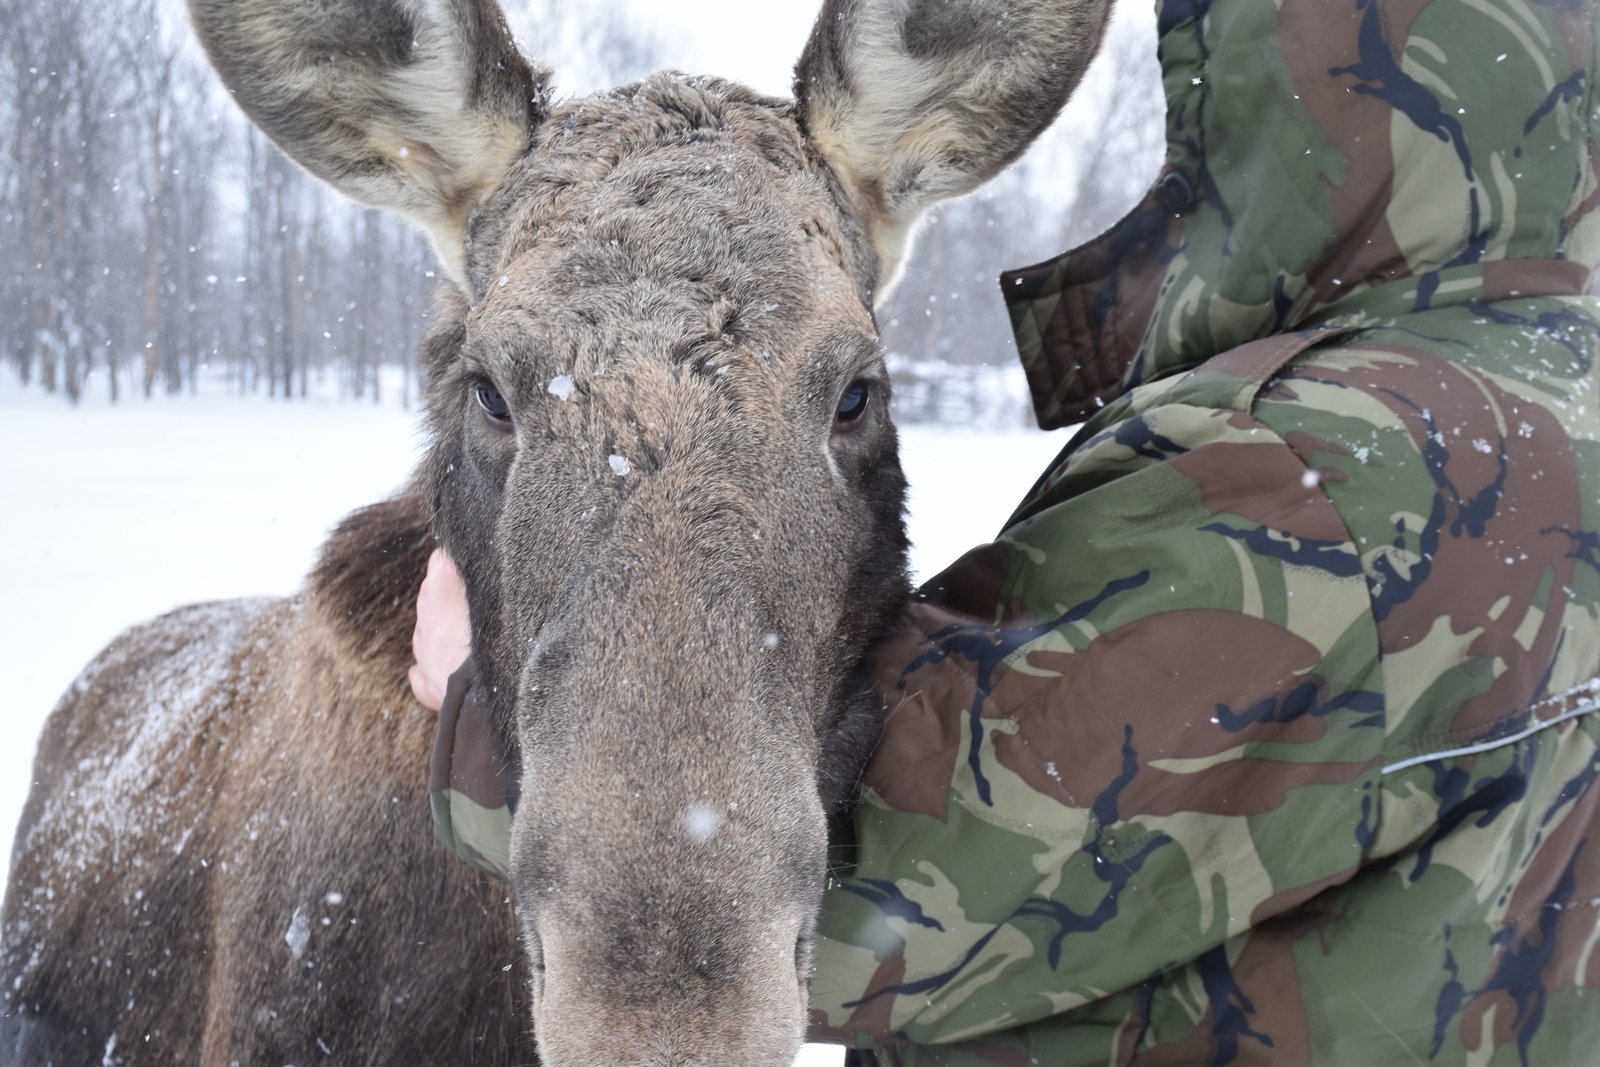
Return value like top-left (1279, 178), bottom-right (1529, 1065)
top-left (804, 0), bottom-right (1600, 1062)
top-left (419, 0), bottom-right (1600, 1061)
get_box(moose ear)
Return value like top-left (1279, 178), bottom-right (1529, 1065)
top-left (795, 0), bottom-right (1110, 303)
top-left (189, 0), bottom-right (547, 289)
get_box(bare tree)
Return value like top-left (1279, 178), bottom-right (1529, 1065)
top-left (122, 0), bottom-right (181, 397)
top-left (0, 0), bottom-right (1155, 416)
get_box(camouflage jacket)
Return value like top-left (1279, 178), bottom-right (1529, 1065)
top-left (805, 0), bottom-right (1600, 1064)
top-left (426, 0), bottom-right (1600, 1061)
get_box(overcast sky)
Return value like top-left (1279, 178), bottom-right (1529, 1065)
top-left (616, 0), bottom-right (819, 98)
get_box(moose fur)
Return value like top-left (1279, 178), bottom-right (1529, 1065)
top-left (1, 1), bottom-right (1109, 1063)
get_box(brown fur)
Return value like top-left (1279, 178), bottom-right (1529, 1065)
top-left (2, 1), bottom-right (1108, 1063)
top-left (3, 499), bottom-right (534, 1065)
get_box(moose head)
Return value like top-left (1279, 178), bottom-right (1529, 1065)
top-left (187, 0), bottom-right (1109, 1061)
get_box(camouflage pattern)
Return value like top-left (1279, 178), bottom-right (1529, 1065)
top-left (1006, 0), bottom-right (1600, 433)
top-left (430, 660), bottom-right (518, 877)
top-left (807, 0), bottom-right (1600, 1062)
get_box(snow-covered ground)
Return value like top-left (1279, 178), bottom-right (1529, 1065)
top-left (0, 373), bottom-right (1071, 1063)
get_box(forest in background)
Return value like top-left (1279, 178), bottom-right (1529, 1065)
top-left (0, 0), bottom-right (1162, 416)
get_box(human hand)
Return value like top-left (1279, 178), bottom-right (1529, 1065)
top-left (409, 547), bottom-right (472, 711)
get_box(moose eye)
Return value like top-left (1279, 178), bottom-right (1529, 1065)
top-left (834, 381), bottom-right (870, 429)
top-left (476, 382), bottom-right (513, 430)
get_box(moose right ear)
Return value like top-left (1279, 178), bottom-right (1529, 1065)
top-left (189, 0), bottom-right (547, 291)
top-left (795, 0), bottom-right (1111, 304)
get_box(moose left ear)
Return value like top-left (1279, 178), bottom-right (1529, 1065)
top-left (189, 0), bottom-right (548, 291)
top-left (795, 0), bottom-right (1111, 304)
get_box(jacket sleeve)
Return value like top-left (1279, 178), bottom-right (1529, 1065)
top-left (808, 393), bottom-right (1390, 1048)
top-left (430, 658), bottom-right (518, 877)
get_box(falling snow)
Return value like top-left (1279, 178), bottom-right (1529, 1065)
top-left (683, 802), bottom-right (724, 843)
top-left (284, 907), bottom-right (311, 960)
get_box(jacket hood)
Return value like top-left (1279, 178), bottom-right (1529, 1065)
top-left (1006, 0), bottom-right (1600, 429)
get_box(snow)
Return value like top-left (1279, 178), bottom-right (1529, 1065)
top-left (682, 801), bottom-right (723, 843)
top-left (22, 599), bottom-right (274, 904)
top-left (899, 421), bottom-right (1072, 579)
top-left (0, 374), bottom-right (428, 878)
top-left (285, 906), bottom-right (311, 960)
top-left (0, 373), bottom-right (1072, 1065)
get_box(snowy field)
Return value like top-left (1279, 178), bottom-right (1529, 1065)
top-left (0, 373), bottom-right (1071, 1063)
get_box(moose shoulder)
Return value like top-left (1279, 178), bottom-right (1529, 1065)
top-left (1, 0), bottom-right (1108, 1064)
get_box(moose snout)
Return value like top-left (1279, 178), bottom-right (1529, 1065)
top-left (511, 721), bottom-right (825, 1065)
top-left (497, 481), bottom-right (843, 1063)
top-left (526, 899), bottom-right (812, 1067)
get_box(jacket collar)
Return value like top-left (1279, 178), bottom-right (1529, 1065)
top-left (1002, 178), bottom-right (1183, 430)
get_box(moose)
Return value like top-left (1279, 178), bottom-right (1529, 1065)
top-left (1, 0), bottom-right (1109, 1062)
